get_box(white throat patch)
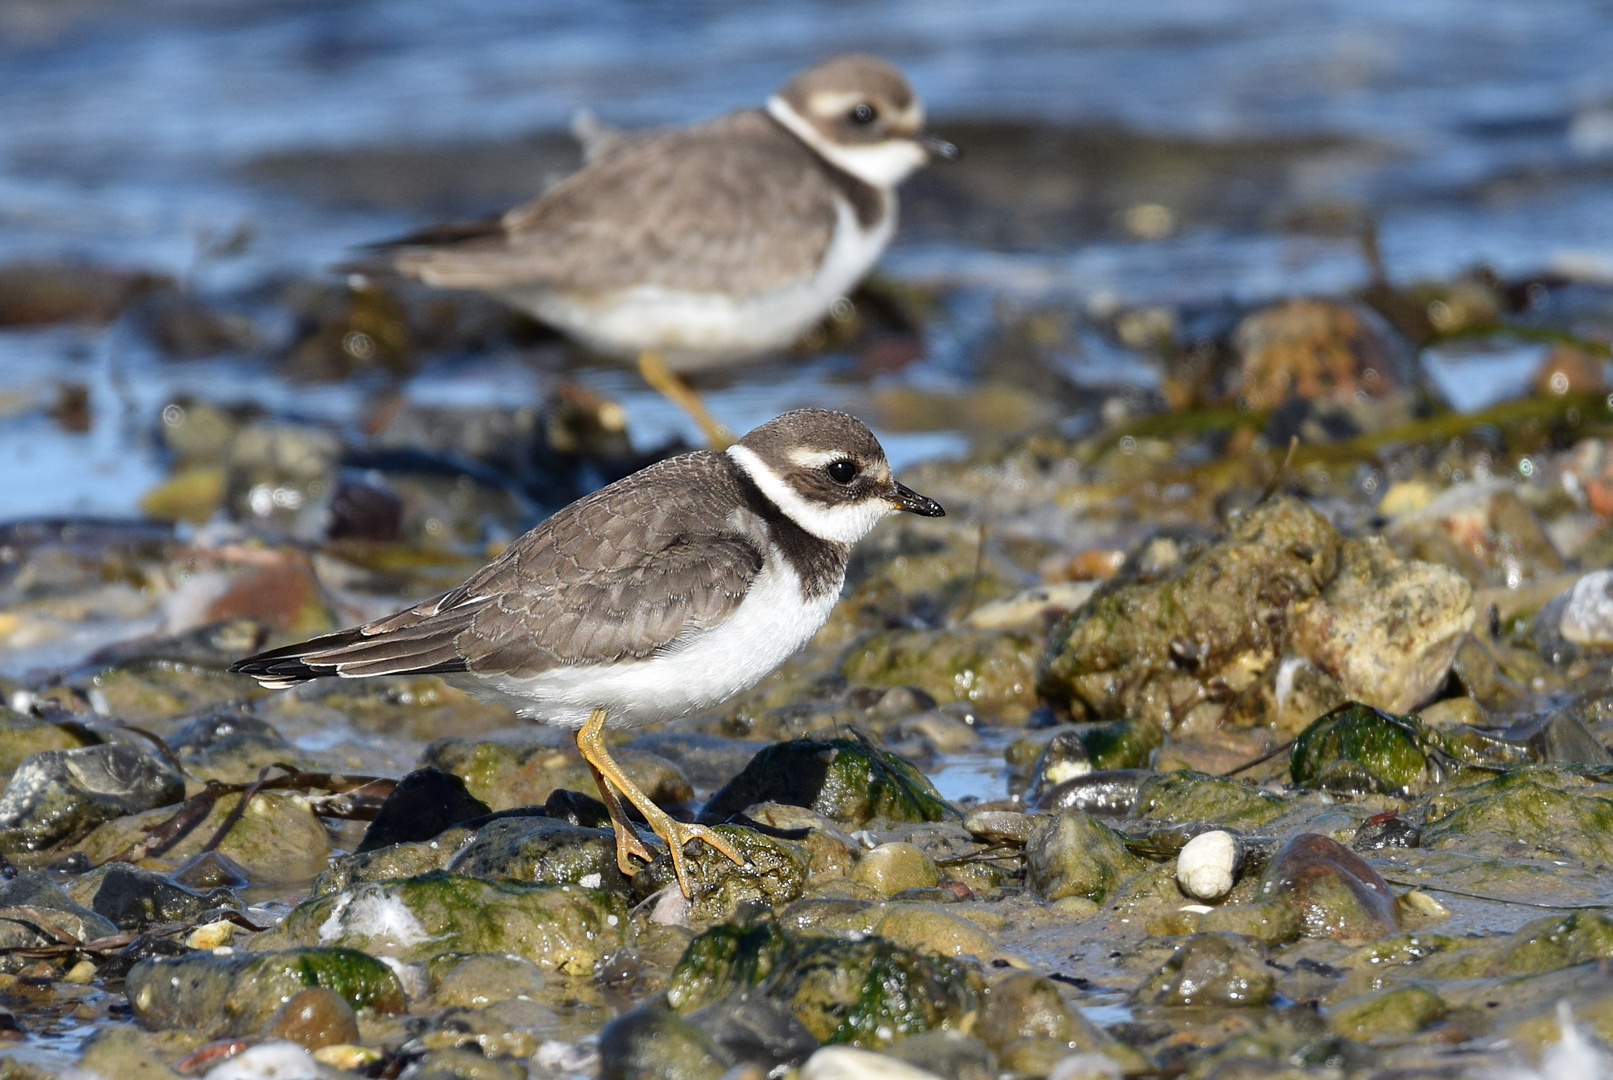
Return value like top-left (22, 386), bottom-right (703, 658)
top-left (767, 96), bottom-right (929, 189)
top-left (727, 443), bottom-right (892, 545)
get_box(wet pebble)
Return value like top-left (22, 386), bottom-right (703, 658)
top-left (355, 766), bottom-right (489, 852)
top-left (1259, 833), bottom-right (1399, 942)
top-left (261, 986), bottom-right (359, 1050)
top-left (0, 743), bottom-right (184, 852)
top-left (1131, 932), bottom-right (1275, 1007)
top-left (800, 1045), bottom-right (946, 1079)
top-left (852, 842), bottom-right (939, 896)
top-left (1025, 808), bottom-right (1146, 904)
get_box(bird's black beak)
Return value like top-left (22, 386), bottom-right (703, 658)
top-left (890, 482), bottom-right (945, 517)
top-left (917, 132), bottom-right (960, 162)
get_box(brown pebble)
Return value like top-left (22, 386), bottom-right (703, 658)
top-left (261, 987), bottom-right (359, 1050)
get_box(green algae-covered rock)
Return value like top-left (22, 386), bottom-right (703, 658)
top-left (841, 628), bottom-right (1040, 722)
top-left (1487, 912), bottom-right (1613, 976)
top-left (1197, 901), bottom-right (1303, 946)
top-left (447, 816), bottom-right (628, 893)
top-left (666, 921), bottom-right (790, 1013)
top-left (1131, 770), bottom-right (1287, 828)
top-left (255, 871), bottom-right (626, 975)
top-left (666, 924), bottom-right (980, 1051)
top-left (1290, 703), bottom-right (1435, 795)
top-left (1025, 808), bottom-right (1146, 904)
top-left (699, 738), bottom-right (953, 827)
top-left (635, 825), bottom-right (810, 922)
top-left (127, 947), bottom-right (404, 1038)
top-left (1422, 771), bottom-right (1613, 863)
top-left (1329, 985), bottom-right (1446, 1039)
top-left (1132, 933), bottom-right (1275, 1007)
top-left (1039, 497), bottom-right (1340, 729)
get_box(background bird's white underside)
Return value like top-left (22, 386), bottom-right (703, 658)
top-left (446, 551), bottom-right (839, 727)
top-left (487, 194), bottom-right (895, 370)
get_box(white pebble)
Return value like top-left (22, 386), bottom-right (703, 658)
top-left (800, 1045), bottom-right (946, 1080)
top-left (1176, 830), bottom-right (1240, 901)
top-left (1561, 570), bottom-right (1613, 645)
top-left (203, 1041), bottom-right (322, 1080)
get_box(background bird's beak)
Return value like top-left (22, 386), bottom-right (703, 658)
top-left (890, 482), bottom-right (946, 517)
top-left (916, 132), bottom-right (960, 161)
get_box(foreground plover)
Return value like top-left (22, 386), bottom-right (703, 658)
top-left (370, 54), bottom-right (956, 447)
top-left (232, 409), bottom-right (944, 896)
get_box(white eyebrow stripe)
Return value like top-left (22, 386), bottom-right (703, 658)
top-left (787, 448), bottom-right (846, 469)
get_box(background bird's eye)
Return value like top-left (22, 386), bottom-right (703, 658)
top-left (826, 459), bottom-right (859, 484)
top-left (848, 103), bottom-right (877, 124)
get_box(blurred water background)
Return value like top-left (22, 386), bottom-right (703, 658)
top-left (3, 0), bottom-right (1613, 516)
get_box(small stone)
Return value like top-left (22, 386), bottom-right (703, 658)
top-left (1048, 1053), bottom-right (1125, 1080)
top-left (1176, 830), bottom-right (1242, 901)
top-left (1025, 732), bottom-right (1092, 804)
top-left (1351, 813), bottom-right (1420, 852)
top-left (853, 843), bottom-right (939, 896)
top-left (963, 810), bottom-right (1032, 846)
top-left (1132, 770), bottom-right (1286, 828)
top-left (1397, 890), bottom-right (1450, 920)
top-left (1131, 933), bottom-right (1275, 1007)
top-left (1290, 703), bottom-right (1433, 796)
top-left (196, 1041), bottom-right (323, 1080)
top-left (186, 921), bottom-right (236, 950)
top-left (801, 1045), bottom-right (946, 1079)
top-left (261, 986), bottom-right (359, 1050)
top-left (312, 1044), bottom-right (382, 1070)
top-left (978, 971), bottom-right (1099, 1050)
top-left (1560, 570), bottom-right (1613, 645)
top-left (447, 815), bottom-right (627, 892)
top-left (62, 959), bottom-right (96, 984)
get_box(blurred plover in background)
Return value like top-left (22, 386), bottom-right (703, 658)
top-left (365, 54), bottom-right (956, 447)
top-left (232, 409), bottom-right (945, 896)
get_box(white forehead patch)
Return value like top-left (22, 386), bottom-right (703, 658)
top-left (787, 448), bottom-right (847, 469)
top-left (767, 96), bottom-right (929, 188)
top-left (728, 444), bottom-right (893, 545)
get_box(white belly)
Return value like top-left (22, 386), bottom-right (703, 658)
top-left (455, 554), bottom-right (839, 729)
top-left (497, 194), bottom-right (895, 370)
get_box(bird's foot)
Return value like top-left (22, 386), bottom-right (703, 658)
top-left (641, 808), bottom-right (748, 899)
top-left (610, 823), bottom-right (656, 878)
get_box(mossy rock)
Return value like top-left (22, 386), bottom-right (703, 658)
top-left (1290, 703), bottom-right (1435, 795)
top-left (666, 924), bottom-right (980, 1050)
top-left (313, 825), bottom-right (477, 896)
top-left (1130, 770), bottom-right (1286, 828)
top-left (633, 825), bottom-right (810, 922)
top-left (1132, 933), bottom-right (1275, 1007)
top-left (1025, 808), bottom-right (1146, 904)
top-left (254, 870), bottom-right (626, 975)
top-left (841, 628), bottom-right (1040, 722)
top-left (1422, 771), bottom-right (1613, 863)
top-left (699, 738), bottom-right (953, 827)
top-left (127, 947), bottom-right (403, 1039)
top-left (447, 816), bottom-right (628, 893)
top-left (421, 738), bottom-right (691, 812)
top-left (1039, 497), bottom-right (1340, 728)
top-left (0, 715), bottom-right (95, 778)
top-left (76, 790), bottom-right (331, 883)
top-left (1329, 985), bottom-right (1446, 1039)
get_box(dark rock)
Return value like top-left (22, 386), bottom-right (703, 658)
top-left (126, 947), bottom-right (405, 1038)
top-left (1131, 933), bottom-right (1275, 1007)
top-left (446, 815), bottom-right (627, 892)
top-left (1350, 813), bottom-right (1420, 852)
top-left (357, 767), bottom-right (491, 852)
top-left (0, 872), bottom-right (119, 957)
top-left (74, 863), bottom-right (241, 931)
top-left (1260, 833), bottom-right (1399, 942)
top-left (0, 744), bottom-right (185, 852)
top-left (170, 851), bottom-right (251, 890)
top-left (687, 995), bottom-right (819, 1070)
top-left (599, 1003), bottom-right (732, 1080)
top-left (98, 932), bottom-right (190, 980)
top-left (699, 738), bottom-right (953, 828)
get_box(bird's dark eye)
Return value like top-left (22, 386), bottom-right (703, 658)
top-left (826, 459), bottom-right (859, 484)
top-left (848, 103), bottom-right (877, 125)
